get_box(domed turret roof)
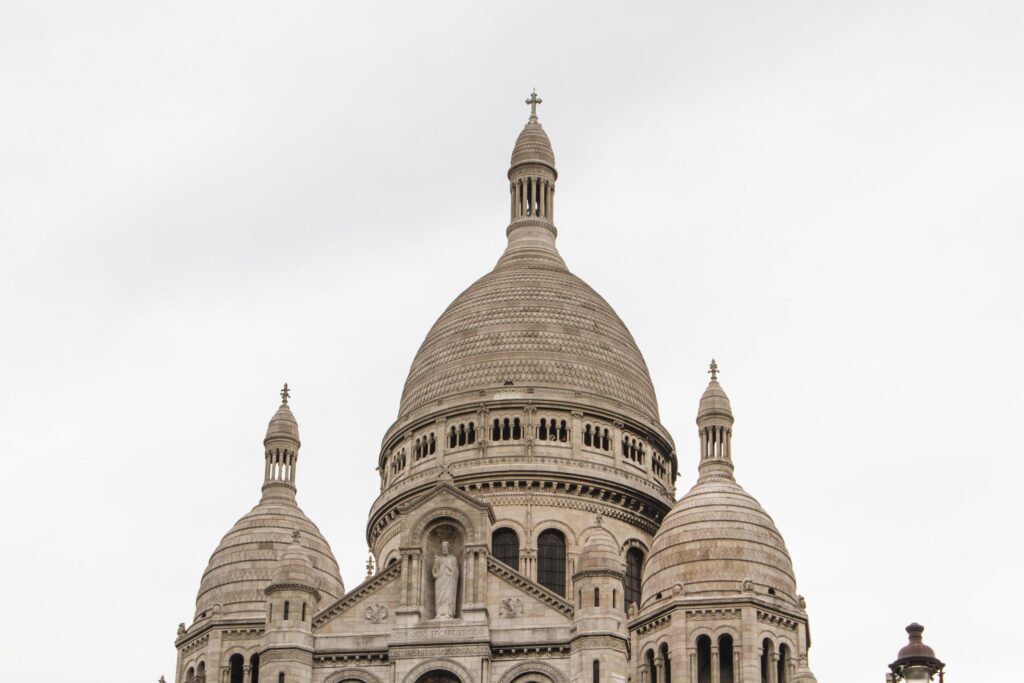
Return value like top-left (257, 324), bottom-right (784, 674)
top-left (266, 399), bottom-right (300, 442)
top-left (641, 367), bottom-right (798, 607)
top-left (194, 493), bottom-right (343, 620)
top-left (577, 518), bottom-right (625, 574)
top-left (268, 529), bottom-right (319, 592)
top-left (641, 476), bottom-right (796, 606)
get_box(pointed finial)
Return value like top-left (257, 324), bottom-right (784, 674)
top-left (595, 512), bottom-right (603, 527)
top-left (280, 382), bottom-right (290, 404)
top-left (366, 552), bottom-right (375, 578)
top-left (708, 358), bottom-right (719, 381)
top-left (526, 90), bottom-right (542, 119)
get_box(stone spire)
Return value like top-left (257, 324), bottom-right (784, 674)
top-left (500, 91), bottom-right (563, 271)
top-left (263, 383), bottom-right (301, 500)
top-left (696, 359), bottom-right (735, 481)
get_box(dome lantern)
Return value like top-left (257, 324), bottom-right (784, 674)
top-left (697, 359), bottom-right (735, 482)
top-left (263, 383), bottom-right (300, 499)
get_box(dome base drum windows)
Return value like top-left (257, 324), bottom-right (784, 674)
top-left (492, 527), bottom-right (520, 571)
top-left (537, 528), bottom-right (566, 596)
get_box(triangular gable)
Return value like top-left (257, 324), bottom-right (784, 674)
top-left (313, 559), bottom-right (402, 632)
top-left (487, 556), bottom-right (574, 621)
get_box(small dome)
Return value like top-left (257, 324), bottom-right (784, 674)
top-left (266, 402), bottom-right (300, 443)
top-left (269, 531), bottom-right (318, 590)
top-left (698, 378), bottom-right (733, 423)
top-left (577, 522), bottom-right (624, 574)
top-left (194, 494), bottom-right (343, 620)
top-left (641, 476), bottom-right (797, 607)
top-left (510, 119), bottom-right (556, 171)
top-left (895, 623), bottom-right (939, 661)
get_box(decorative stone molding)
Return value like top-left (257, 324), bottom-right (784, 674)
top-left (314, 561), bottom-right (401, 628)
top-left (570, 634), bottom-right (629, 654)
top-left (391, 644), bottom-right (490, 659)
top-left (401, 658), bottom-right (474, 683)
top-left (634, 612), bottom-right (671, 636)
top-left (363, 604), bottom-right (388, 623)
top-left (324, 669), bottom-right (384, 683)
top-left (497, 660), bottom-right (569, 683)
top-left (491, 645), bottom-right (569, 659)
top-left (686, 608), bottom-right (740, 621)
top-left (499, 597), bottom-right (524, 617)
top-left (222, 627), bottom-right (263, 640)
top-left (757, 609), bottom-right (799, 631)
top-left (391, 624), bottom-right (488, 643)
top-left (314, 652), bottom-right (388, 666)
top-left (260, 647), bottom-right (314, 665)
top-left (487, 557), bottom-right (574, 618)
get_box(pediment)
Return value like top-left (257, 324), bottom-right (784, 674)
top-left (398, 479), bottom-right (496, 547)
top-left (313, 560), bottom-right (402, 633)
top-left (487, 556), bottom-right (574, 622)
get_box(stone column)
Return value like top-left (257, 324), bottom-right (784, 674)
top-left (400, 553), bottom-right (410, 605)
top-left (571, 411), bottom-right (583, 459)
top-left (769, 653), bottom-right (779, 683)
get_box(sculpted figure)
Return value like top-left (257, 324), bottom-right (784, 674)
top-left (432, 541), bottom-right (459, 619)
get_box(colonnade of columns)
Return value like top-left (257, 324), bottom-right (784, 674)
top-left (265, 448), bottom-right (297, 483)
top-left (510, 175), bottom-right (554, 221)
top-left (699, 425), bottom-right (732, 461)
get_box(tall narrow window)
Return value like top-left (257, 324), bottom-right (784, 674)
top-left (660, 643), bottom-right (671, 683)
top-left (612, 588), bottom-right (617, 609)
top-left (593, 659), bottom-right (600, 683)
top-left (301, 602), bottom-right (306, 621)
top-left (778, 644), bottom-right (790, 683)
top-left (645, 650), bottom-right (656, 683)
top-left (594, 587), bottom-right (600, 607)
top-left (697, 635), bottom-right (712, 683)
top-left (761, 639), bottom-right (774, 683)
top-left (492, 419), bottom-right (501, 441)
top-left (467, 422), bottom-right (476, 443)
top-left (229, 655), bottom-right (244, 683)
top-left (624, 547), bottom-right (644, 611)
top-left (278, 674), bottom-right (284, 683)
top-left (719, 634), bottom-right (735, 683)
top-left (512, 418), bottom-right (522, 440)
top-left (283, 600), bottom-right (289, 621)
top-left (538, 419), bottom-right (548, 440)
top-left (249, 654), bottom-right (260, 683)
top-left (537, 529), bottom-right (566, 597)
top-left (492, 527), bottom-right (520, 571)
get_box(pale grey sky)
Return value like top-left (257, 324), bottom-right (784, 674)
top-left (1, 2), bottom-right (1021, 681)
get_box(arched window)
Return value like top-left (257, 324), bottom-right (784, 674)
top-left (594, 587), bottom-right (600, 607)
top-left (538, 418), bottom-right (548, 440)
top-left (761, 639), bottom-right (775, 683)
top-left (624, 547), bottom-right (644, 611)
top-left (249, 654), bottom-right (260, 683)
top-left (429, 433), bottom-right (436, 454)
top-left (492, 527), bottom-right (520, 571)
top-left (278, 674), bottom-right (284, 683)
top-left (512, 418), bottom-right (522, 440)
top-left (696, 635), bottom-right (712, 683)
top-left (449, 427), bottom-right (457, 448)
top-left (458, 424), bottom-right (466, 446)
top-left (492, 419), bottom-right (501, 441)
top-left (414, 672), bottom-right (460, 683)
top-left (229, 655), bottom-right (244, 683)
top-left (602, 428), bottom-right (610, 450)
top-left (502, 418), bottom-right (511, 440)
top-left (301, 602), bottom-right (306, 621)
top-left (593, 659), bottom-right (600, 683)
top-left (660, 643), bottom-right (671, 683)
top-left (558, 420), bottom-right (568, 441)
top-left (778, 643), bottom-right (791, 683)
top-left (185, 667), bottom-right (195, 683)
top-left (196, 662), bottom-right (206, 683)
top-left (645, 650), bottom-right (656, 683)
top-left (584, 424), bottom-right (592, 446)
top-left (283, 600), bottom-right (290, 620)
top-left (537, 529), bottom-right (566, 597)
top-left (719, 634), bottom-right (735, 683)
top-left (467, 422), bottom-right (476, 444)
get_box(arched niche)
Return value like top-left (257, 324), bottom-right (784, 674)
top-left (415, 673), bottom-right (461, 683)
top-left (422, 518), bottom-right (465, 619)
top-left (403, 659), bottom-right (472, 683)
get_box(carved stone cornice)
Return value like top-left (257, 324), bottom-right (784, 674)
top-left (491, 645), bottom-right (570, 659)
top-left (314, 652), bottom-right (389, 666)
top-left (757, 609), bottom-right (799, 631)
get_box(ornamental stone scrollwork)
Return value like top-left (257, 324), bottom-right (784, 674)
top-left (363, 604), bottom-right (388, 623)
top-left (499, 597), bottom-right (524, 617)
top-left (496, 660), bottom-right (569, 683)
top-left (324, 669), bottom-right (384, 683)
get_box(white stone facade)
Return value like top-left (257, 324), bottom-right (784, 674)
top-left (172, 94), bottom-right (818, 683)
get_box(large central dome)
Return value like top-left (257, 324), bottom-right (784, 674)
top-left (398, 104), bottom-right (660, 426)
top-left (399, 258), bottom-right (660, 423)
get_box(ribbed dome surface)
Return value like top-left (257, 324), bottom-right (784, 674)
top-left (510, 119), bottom-right (555, 169)
top-left (641, 477), bottom-right (796, 606)
top-left (195, 494), bottom-right (343, 620)
top-left (266, 402), bottom-right (300, 442)
top-left (398, 258), bottom-right (660, 422)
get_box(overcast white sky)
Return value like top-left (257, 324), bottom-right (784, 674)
top-left (1, 1), bottom-right (1022, 681)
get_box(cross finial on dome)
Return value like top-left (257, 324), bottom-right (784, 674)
top-left (526, 90), bottom-right (542, 119)
top-left (708, 359), bottom-right (719, 381)
top-left (280, 382), bottom-right (290, 404)
top-left (366, 552), bottom-right (375, 578)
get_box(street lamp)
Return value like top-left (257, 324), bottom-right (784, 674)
top-left (889, 623), bottom-right (945, 682)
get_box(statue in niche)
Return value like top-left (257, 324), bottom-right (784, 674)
top-left (432, 541), bottom-right (459, 619)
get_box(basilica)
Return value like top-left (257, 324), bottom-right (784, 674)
top-left (172, 93), bottom-right (819, 683)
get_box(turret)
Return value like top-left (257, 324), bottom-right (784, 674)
top-left (571, 516), bottom-right (629, 683)
top-left (263, 383), bottom-right (300, 501)
top-left (262, 530), bottom-right (320, 683)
